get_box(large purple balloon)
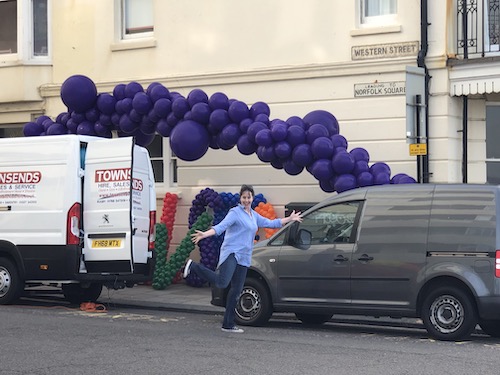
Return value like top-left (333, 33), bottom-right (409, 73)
top-left (311, 137), bottom-right (334, 159)
top-left (191, 102), bottom-right (211, 125)
top-left (286, 125), bottom-right (306, 147)
top-left (170, 120), bottom-right (210, 161)
top-left (257, 146), bottom-right (276, 163)
top-left (274, 141), bottom-right (292, 159)
top-left (219, 123), bottom-right (241, 147)
top-left (370, 162), bottom-right (391, 176)
top-left (331, 134), bottom-right (348, 149)
top-left (286, 116), bottom-right (306, 129)
top-left (250, 101), bottom-right (270, 119)
top-left (113, 84), bottom-right (126, 100)
top-left (132, 92), bottom-right (152, 115)
top-left (46, 123), bottom-right (67, 135)
top-left (255, 129), bottom-right (274, 147)
top-left (172, 97), bottom-right (190, 119)
top-left (353, 160), bottom-right (370, 176)
top-left (188, 89), bottom-right (209, 107)
top-left (358, 171), bottom-right (374, 187)
top-left (237, 135), bottom-right (257, 155)
top-left (125, 81), bottom-right (144, 99)
top-left (77, 121), bottom-right (96, 135)
top-left (292, 144), bottom-right (313, 167)
top-left (303, 110), bottom-right (339, 136)
top-left (209, 92), bottom-right (229, 110)
top-left (153, 98), bottom-right (172, 118)
top-left (270, 121), bottom-right (288, 142)
top-left (334, 174), bottom-right (357, 193)
top-left (149, 84), bottom-right (171, 102)
top-left (283, 160), bottom-right (303, 176)
top-left (60, 75), bottom-right (97, 113)
top-left (350, 147), bottom-right (370, 162)
top-left (23, 122), bottom-right (44, 136)
top-left (247, 122), bottom-right (268, 142)
top-left (306, 123), bottom-right (329, 144)
top-left (311, 159), bottom-right (334, 181)
top-left (332, 150), bottom-right (355, 174)
top-left (209, 109), bottom-right (230, 134)
top-left (97, 93), bottom-right (117, 115)
top-left (228, 101), bottom-right (249, 123)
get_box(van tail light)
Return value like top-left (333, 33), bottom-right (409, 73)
top-left (148, 210), bottom-right (156, 250)
top-left (67, 202), bottom-right (81, 245)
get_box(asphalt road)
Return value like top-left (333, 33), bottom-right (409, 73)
top-left (2, 300), bottom-right (500, 375)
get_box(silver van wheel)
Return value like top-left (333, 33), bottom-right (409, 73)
top-left (235, 278), bottom-right (272, 326)
top-left (0, 257), bottom-right (23, 304)
top-left (421, 286), bottom-right (476, 341)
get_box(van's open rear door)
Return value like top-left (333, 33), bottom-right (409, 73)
top-left (82, 137), bottom-right (135, 274)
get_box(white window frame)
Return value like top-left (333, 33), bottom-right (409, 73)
top-left (360, 0), bottom-right (398, 27)
top-left (484, 0), bottom-right (500, 53)
top-left (146, 135), bottom-right (177, 191)
top-left (0, 0), bottom-right (51, 64)
top-left (119, 0), bottom-right (154, 41)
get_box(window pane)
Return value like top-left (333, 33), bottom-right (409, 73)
top-left (151, 160), bottom-right (164, 183)
top-left (364, 0), bottom-right (397, 17)
top-left (296, 202), bottom-right (359, 245)
top-left (147, 134), bottom-right (163, 158)
top-left (0, 0), bottom-right (17, 54)
top-left (124, 0), bottom-right (153, 35)
top-left (33, 0), bottom-right (48, 56)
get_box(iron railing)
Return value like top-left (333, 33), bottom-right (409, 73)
top-left (457, 0), bottom-right (500, 58)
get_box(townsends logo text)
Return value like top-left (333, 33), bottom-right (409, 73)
top-left (95, 168), bottom-right (143, 191)
top-left (0, 171), bottom-right (42, 184)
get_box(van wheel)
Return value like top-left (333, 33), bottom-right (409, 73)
top-left (421, 286), bottom-right (477, 341)
top-left (235, 278), bottom-right (272, 326)
top-left (295, 312), bottom-right (333, 325)
top-left (62, 283), bottom-right (103, 305)
top-left (0, 257), bottom-right (23, 305)
top-left (479, 319), bottom-right (500, 338)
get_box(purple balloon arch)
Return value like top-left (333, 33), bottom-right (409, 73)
top-left (23, 74), bottom-right (416, 193)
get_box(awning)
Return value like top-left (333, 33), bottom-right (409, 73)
top-left (449, 60), bottom-right (500, 96)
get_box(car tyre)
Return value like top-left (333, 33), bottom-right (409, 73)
top-left (295, 312), bottom-right (333, 325)
top-left (235, 278), bottom-right (272, 326)
top-left (421, 286), bottom-right (477, 341)
top-left (0, 257), bottom-right (23, 305)
top-left (62, 283), bottom-right (103, 305)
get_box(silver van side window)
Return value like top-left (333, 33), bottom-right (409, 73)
top-left (297, 201), bottom-right (361, 245)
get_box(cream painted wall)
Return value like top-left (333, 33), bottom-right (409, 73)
top-left (4, 0), bottom-right (491, 250)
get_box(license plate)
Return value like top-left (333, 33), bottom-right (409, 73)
top-left (91, 239), bottom-right (122, 248)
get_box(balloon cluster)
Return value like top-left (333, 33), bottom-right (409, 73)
top-left (154, 212), bottom-right (213, 288)
top-left (254, 202), bottom-right (279, 239)
top-left (23, 74), bottom-right (417, 192)
top-left (152, 223), bottom-right (169, 290)
top-left (186, 188), bottom-right (226, 287)
top-left (160, 193), bottom-right (178, 254)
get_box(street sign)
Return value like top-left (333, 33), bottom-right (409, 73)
top-left (409, 143), bottom-right (427, 156)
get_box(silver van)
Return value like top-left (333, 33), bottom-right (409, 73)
top-left (211, 184), bottom-right (500, 341)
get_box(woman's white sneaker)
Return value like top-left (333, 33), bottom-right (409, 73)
top-left (183, 259), bottom-right (193, 278)
top-left (221, 326), bottom-right (244, 333)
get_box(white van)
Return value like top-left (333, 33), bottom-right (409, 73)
top-left (0, 135), bottom-right (156, 304)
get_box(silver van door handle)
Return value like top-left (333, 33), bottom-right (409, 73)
top-left (358, 254), bottom-right (374, 262)
top-left (334, 255), bottom-right (349, 262)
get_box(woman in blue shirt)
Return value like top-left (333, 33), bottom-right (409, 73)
top-left (186, 184), bottom-right (303, 333)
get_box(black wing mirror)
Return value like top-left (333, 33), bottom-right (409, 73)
top-left (296, 228), bottom-right (312, 250)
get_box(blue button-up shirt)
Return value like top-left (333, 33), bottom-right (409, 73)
top-left (213, 204), bottom-right (282, 267)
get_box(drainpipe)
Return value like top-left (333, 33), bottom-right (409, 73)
top-left (461, 2), bottom-right (469, 183)
top-left (417, 0), bottom-right (430, 183)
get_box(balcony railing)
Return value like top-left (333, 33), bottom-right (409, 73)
top-left (457, 0), bottom-right (500, 58)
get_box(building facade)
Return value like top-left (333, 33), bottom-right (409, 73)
top-left (1, 0), bottom-right (499, 247)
